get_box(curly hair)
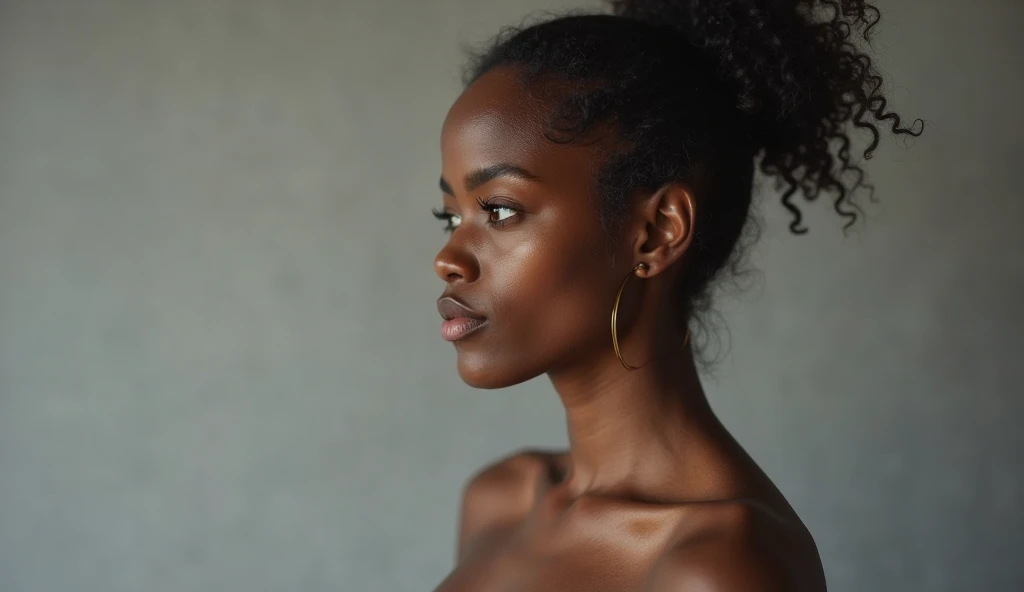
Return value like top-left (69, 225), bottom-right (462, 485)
top-left (462, 0), bottom-right (924, 329)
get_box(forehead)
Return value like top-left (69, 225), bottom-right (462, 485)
top-left (441, 68), bottom-right (541, 152)
top-left (440, 68), bottom-right (608, 190)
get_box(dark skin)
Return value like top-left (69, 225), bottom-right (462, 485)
top-left (431, 67), bottom-right (827, 592)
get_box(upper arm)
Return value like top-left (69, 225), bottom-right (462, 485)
top-left (454, 450), bottom-right (543, 562)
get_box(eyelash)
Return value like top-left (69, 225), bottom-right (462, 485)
top-left (432, 198), bottom-right (523, 234)
top-left (477, 197), bottom-right (523, 228)
top-left (431, 208), bottom-right (459, 233)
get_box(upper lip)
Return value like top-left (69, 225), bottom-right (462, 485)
top-left (437, 295), bottom-right (486, 321)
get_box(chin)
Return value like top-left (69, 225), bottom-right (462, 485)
top-left (455, 348), bottom-right (540, 390)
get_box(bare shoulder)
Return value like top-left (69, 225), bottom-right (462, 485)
top-left (455, 448), bottom-right (560, 560)
top-left (647, 501), bottom-right (824, 592)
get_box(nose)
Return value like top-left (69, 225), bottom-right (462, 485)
top-left (434, 240), bottom-right (480, 284)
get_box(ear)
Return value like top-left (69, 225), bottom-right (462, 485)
top-left (632, 182), bottom-right (696, 278)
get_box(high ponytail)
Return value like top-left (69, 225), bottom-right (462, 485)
top-left (609, 0), bottom-right (925, 232)
top-left (462, 0), bottom-right (922, 333)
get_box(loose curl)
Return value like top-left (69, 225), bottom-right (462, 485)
top-left (462, 0), bottom-right (924, 335)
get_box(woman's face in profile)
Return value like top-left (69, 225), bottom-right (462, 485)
top-left (434, 67), bottom-right (629, 389)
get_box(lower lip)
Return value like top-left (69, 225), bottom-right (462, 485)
top-left (441, 317), bottom-right (486, 342)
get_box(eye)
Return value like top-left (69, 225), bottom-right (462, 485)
top-left (488, 206), bottom-right (518, 223)
top-left (431, 208), bottom-right (461, 233)
top-left (477, 197), bottom-right (523, 228)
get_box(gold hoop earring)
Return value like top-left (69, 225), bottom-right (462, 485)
top-left (611, 263), bottom-right (692, 371)
top-left (611, 263), bottom-right (647, 371)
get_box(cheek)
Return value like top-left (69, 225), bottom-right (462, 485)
top-left (490, 227), bottom-right (613, 350)
top-left (456, 236), bottom-right (612, 388)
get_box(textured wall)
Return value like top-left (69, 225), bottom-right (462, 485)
top-left (0, 1), bottom-right (1020, 590)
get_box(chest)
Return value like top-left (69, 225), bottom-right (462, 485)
top-left (432, 522), bottom-right (670, 592)
top-left (434, 548), bottom-right (646, 592)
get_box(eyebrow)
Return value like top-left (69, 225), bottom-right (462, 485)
top-left (439, 164), bottom-right (541, 196)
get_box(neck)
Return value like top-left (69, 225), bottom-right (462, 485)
top-left (548, 334), bottom-right (721, 501)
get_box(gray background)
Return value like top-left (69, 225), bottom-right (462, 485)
top-left (1, 0), bottom-right (1021, 590)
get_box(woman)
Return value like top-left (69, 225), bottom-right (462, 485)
top-left (430, 0), bottom-right (922, 590)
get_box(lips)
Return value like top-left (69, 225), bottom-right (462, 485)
top-left (437, 296), bottom-right (487, 342)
